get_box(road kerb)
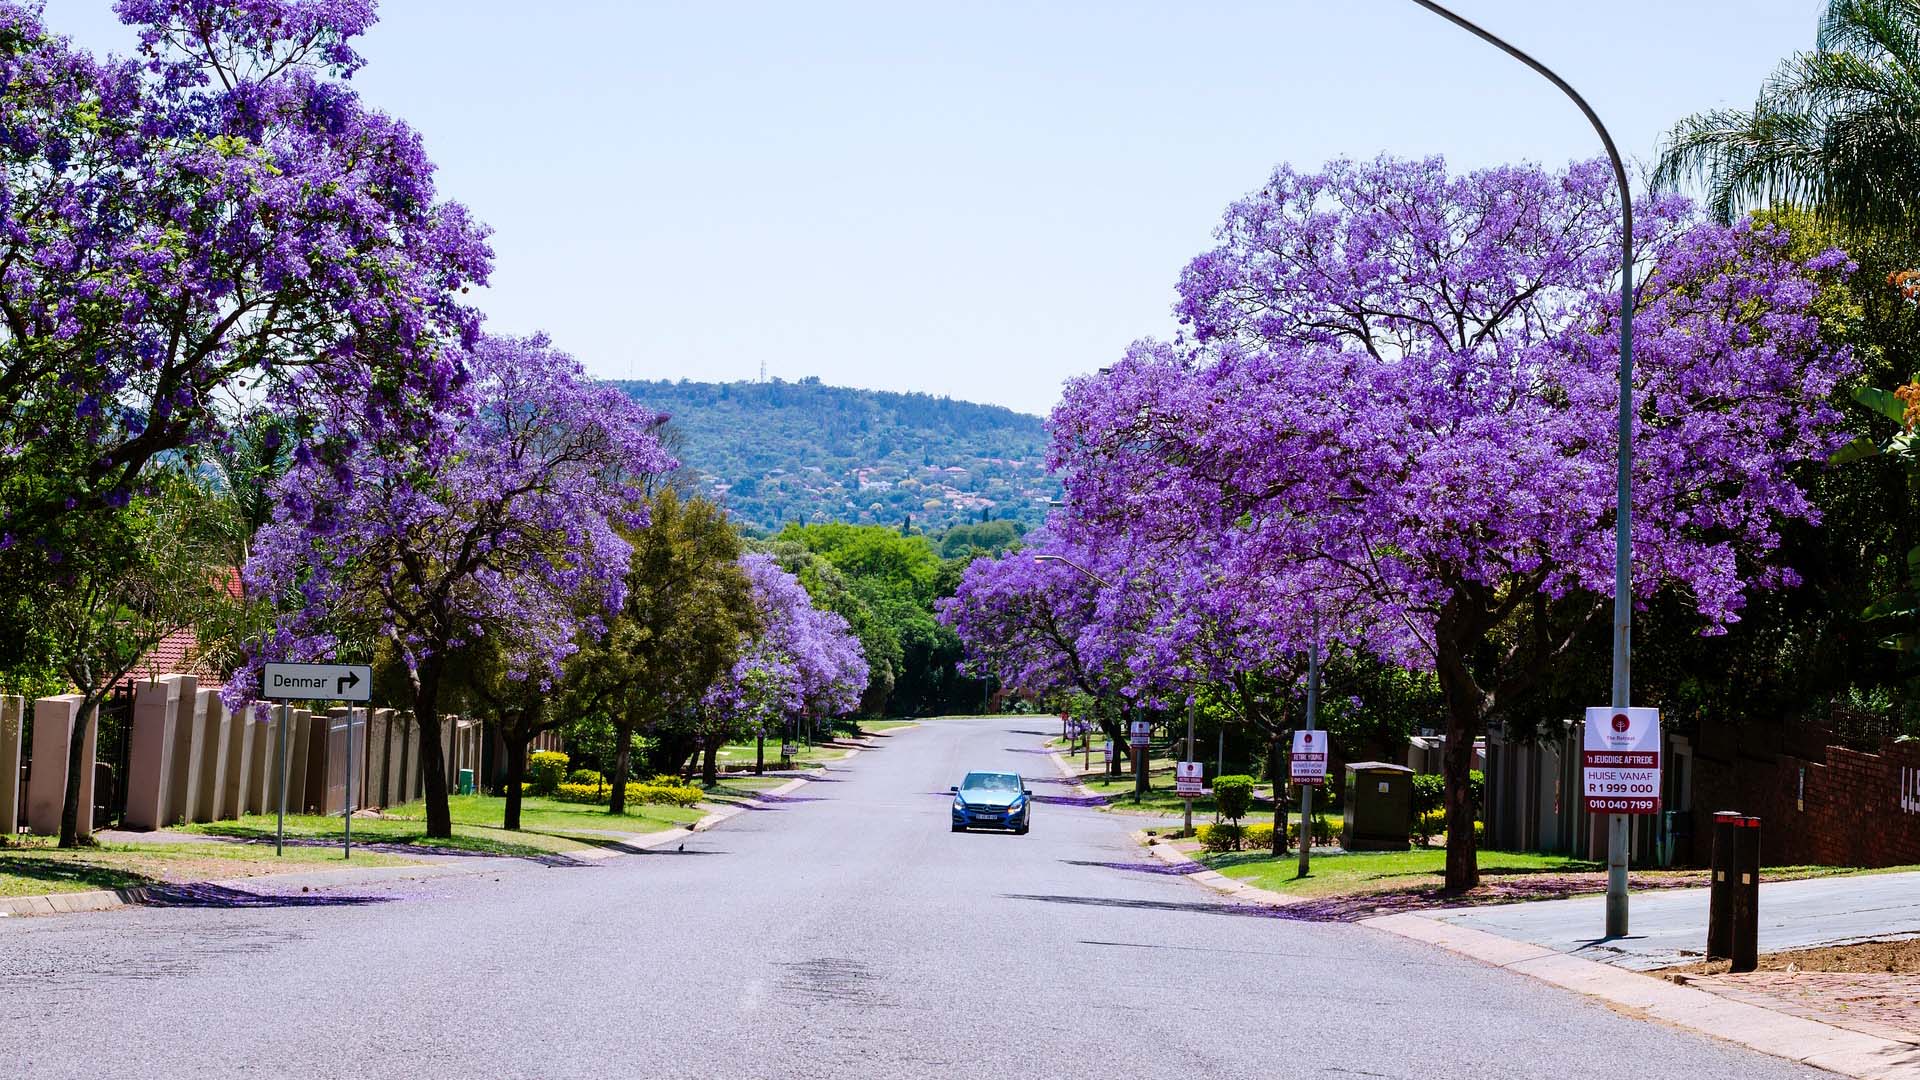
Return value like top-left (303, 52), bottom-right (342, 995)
top-left (1133, 829), bottom-right (1306, 908)
top-left (1361, 911), bottom-right (1920, 1079)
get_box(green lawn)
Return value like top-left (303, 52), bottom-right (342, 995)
top-left (184, 793), bottom-right (700, 857)
top-left (385, 794), bottom-right (704, 837)
top-left (1207, 848), bottom-right (1599, 899)
top-left (714, 737), bottom-right (848, 770)
top-left (1203, 847), bottom-right (1920, 902)
top-left (0, 838), bottom-right (414, 897)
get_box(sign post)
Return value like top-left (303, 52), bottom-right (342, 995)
top-left (1179, 699), bottom-right (1200, 834)
top-left (262, 662), bottom-right (373, 858)
top-left (1295, 618), bottom-right (1323, 874)
top-left (1129, 718), bottom-right (1152, 804)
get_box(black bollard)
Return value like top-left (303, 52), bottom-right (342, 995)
top-left (1706, 811), bottom-right (1761, 973)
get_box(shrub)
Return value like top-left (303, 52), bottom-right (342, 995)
top-left (1411, 773), bottom-right (1446, 817)
top-left (1243, 822), bottom-right (1276, 850)
top-left (1198, 823), bottom-right (1245, 853)
top-left (1213, 774), bottom-right (1255, 824)
top-left (552, 781), bottom-right (704, 809)
top-left (567, 769), bottom-right (604, 788)
top-left (528, 751), bottom-right (569, 796)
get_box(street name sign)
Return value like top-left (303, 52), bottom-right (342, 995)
top-left (1129, 720), bottom-right (1151, 748)
top-left (1583, 706), bottom-right (1661, 814)
top-left (1176, 761), bottom-right (1204, 797)
top-left (262, 662), bottom-right (372, 702)
top-left (1290, 729), bottom-right (1327, 786)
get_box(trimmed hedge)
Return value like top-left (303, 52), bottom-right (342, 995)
top-left (1201, 817), bottom-right (1338, 853)
top-left (553, 781), bottom-right (704, 808)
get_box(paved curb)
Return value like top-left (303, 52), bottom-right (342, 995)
top-left (1132, 828), bottom-right (1306, 908)
top-left (2, 730), bottom-right (917, 916)
top-left (1359, 911), bottom-right (1920, 1079)
top-left (1122, 815), bottom-right (1920, 1078)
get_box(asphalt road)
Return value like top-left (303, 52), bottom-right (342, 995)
top-left (0, 717), bottom-right (1828, 1080)
top-left (1439, 867), bottom-right (1920, 970)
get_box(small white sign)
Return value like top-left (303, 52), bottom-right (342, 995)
top-left (1290, 729), bottom-right (1327, 786)
top-left (1583, 706), bottom-right (1661, 815)
top-left (1129, 720), bottom-right (1151, 748)
top-left (1103, 741), bottom-right (1114, 762)
top-left (262, 662), bottom-right (372, 702)
top-left (1176, 761), bottom-right (1204, 797)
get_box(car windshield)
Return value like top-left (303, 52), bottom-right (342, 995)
top-left (961, 772), bottom-right (1022, 792)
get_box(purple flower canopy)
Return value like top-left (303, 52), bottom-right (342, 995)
top-left (954, 156), bottom-right (1852, 697)
top-left (230, 333), bottom-right (673, 705)
top-left (707, 554), bottom-right (868, 728)
top-left (0, 0), bottom-right (491, 542)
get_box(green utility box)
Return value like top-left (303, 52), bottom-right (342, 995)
top-left (1341, 761), bottom-right (1415, 851)
top-left (457, 768), bottom-right (475, 796)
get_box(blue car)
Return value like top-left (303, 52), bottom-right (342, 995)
top-left (950, 771), bottom-right (1031, 834)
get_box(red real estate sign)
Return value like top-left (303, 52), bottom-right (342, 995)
top-left (1176, 761), bottom-right (1205, 798)
top-left (1582, 706), bottom-right (1661, 815)
top-left (1290, 729), bottom-right (1327, 786)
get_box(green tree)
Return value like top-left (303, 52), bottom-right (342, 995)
top-left (42, 475), bottom-right (236, 846)
top-left (1656, 0), bottom-right (1920, 231)
top-left (774, 523), bottom-right (965, 716)
top-left (568, 490), bottom-right (756, 811)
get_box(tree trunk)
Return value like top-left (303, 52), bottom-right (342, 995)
top-left (1269, 736), bottom-right (1287, 857)
top-left (608, 720), bottom-right (633, 815)
top-left (755, 730), bottom-right (764, 775)
top-left (411, 657), bottom-right (452, 839)
top-left (56, 696), bottom-right (99, 849)
top-left (701, 739), bottom-right (719, 787)
top-left (502, 732), bottom-right (530, 831)
top-left (1435, 644), bottom-right (1484, 893)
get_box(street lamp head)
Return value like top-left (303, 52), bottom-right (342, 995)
top-left (1033, 554), bottom-right (1063, 564)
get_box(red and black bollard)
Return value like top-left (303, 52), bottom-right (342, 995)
top-left (1706, 811), bottom-right (1761, 973)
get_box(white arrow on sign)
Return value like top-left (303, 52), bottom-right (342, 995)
top-left (263, 662), bottom-right (373, 702)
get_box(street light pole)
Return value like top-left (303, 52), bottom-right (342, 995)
top-left (1298, 609), bottom-right (1319, 878)
top-left (1410, 0), bottom-right (1635, 938)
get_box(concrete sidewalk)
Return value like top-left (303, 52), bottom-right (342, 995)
top-left (1433, 870), bottom-right (1920, 970)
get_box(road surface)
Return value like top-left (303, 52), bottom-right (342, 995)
top-left (0, 717), bottom-right (1826, 1079)
top-left (1439, 866), bottom-right (1920, 970)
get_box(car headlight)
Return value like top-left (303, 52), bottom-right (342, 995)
top-left (1006, 799), bottom-right (1026, 816)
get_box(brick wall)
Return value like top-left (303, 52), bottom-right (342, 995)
top-left (1693, 736), bottom-right (1920, 868)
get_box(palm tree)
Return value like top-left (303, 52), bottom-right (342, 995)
top-left (1655, 0), bottom-right (1920, 231)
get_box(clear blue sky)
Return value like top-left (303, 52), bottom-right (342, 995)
top-left (45, 1), bottom-right (1819, 415)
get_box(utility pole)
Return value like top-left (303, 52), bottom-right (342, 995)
top-left (1411, 0), bottom-right (1635, 936)
top-left (1183, 698), bottom-right (1196, 836)
top-left (1298, 611), bottom-right (1319, 878)
top-left (1132, 705), bottom-right (1148, 804)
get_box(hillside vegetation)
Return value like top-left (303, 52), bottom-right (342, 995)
top-left (612, 378), bottom-right (1061, 534)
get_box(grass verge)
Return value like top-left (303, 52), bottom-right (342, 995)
top-left (0, 837), bottom-right (414, 897)
top-left (184, 793), bottom-right (700, 858)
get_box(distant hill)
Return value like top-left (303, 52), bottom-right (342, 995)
top-left (610, 377), bottom-right (1062, 535)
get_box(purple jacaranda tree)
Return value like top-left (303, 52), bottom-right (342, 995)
top-left (1052, 156), bottom-right (1853, 890)
top-left (1, 0), bottom-right (488, 849)
top-left (241, 334), bottom-right (672, 837)
top-left (702, 553), bottom-right (866, 782)
top-left (938, 532), bottom-right (1153, 775)
top-left (0, 0), bottom-right (488, 569)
